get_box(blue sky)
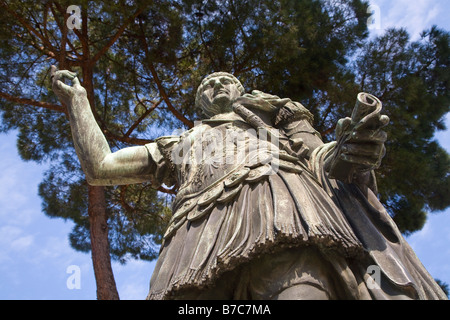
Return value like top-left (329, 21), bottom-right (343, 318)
top-left (0, 1), bottom-right (449, 300)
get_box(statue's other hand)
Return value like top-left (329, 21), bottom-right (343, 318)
top-left (339, 114), bottom-right (389, 171)
top-left (51, 65), bottom-right (86, 105)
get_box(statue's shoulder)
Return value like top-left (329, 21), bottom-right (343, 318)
top-left (153, 122), bottom-right (209, 145)
top-left (154, 135), bottom-right (181, 148)
top-left (274, 101), bottom-right (314, 127)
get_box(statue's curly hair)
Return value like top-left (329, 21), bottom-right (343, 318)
top-left (195, 72), bottom-right (245, 119)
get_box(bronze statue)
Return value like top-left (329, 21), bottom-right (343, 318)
top-left (51, 67), bottom-right (447, 300)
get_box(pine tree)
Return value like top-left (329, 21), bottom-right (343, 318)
top-left (0, 0), bottom-right (173, 299)
top-left (352, 27), bottom-right (450, 234)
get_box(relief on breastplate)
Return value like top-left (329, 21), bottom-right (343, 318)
top-left (173, 122), bottom-right (274, 192)
top-left (162, 121), bottom-right (304, 240)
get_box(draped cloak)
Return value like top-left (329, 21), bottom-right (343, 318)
top-left (145, 111), bottom-right (447, 300)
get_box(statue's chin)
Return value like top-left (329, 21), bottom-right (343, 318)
top-left (210, 99), bottom-right (232, 114)
top-left (212, 95), bottom-right (231, 107)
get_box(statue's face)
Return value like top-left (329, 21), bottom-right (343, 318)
top-left (199, 75), bottom-right (242, 114)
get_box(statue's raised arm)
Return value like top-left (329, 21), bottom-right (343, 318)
top-left (51, 66), bottom-right (166, 187)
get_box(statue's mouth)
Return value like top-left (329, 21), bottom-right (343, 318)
top-left (214, 89), bottom-right (229, 96)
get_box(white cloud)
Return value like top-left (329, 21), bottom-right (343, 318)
top-left (370, 0), bottom-right (442, 39)
top-left (0, 225), bottom-right (34, 252)
top-left (0, 226), bottom-right (21, 264)
top-left (0, 225), bottom-right (23, 241)
top-left (0, 137), bottom-right (43, 228)
top-left (36, 236), bottom-right (71, 260)
top-left (0, 225), bottom-right (35, 270)
top-left (11, 235), bottom-right (34, 251)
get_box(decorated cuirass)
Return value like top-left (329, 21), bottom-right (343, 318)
top-left (158, 116), bottom-right (306, 240)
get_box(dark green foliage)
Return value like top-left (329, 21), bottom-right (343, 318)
top-left (353, 27), bottom-right (450, 234)
top-left (0, 0), bottom-right (177, 263)
top-left (177, 0), bottom-right (370, 114)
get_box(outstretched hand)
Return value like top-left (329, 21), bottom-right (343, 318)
top-left (51, 65), bottom-right (86, 106)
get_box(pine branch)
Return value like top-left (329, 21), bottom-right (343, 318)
top-left (124, 98), bottom-right (162, 138)
top-left (0, 91), bottom-right (67, 115)
top-left (137, 19), bottom-right (194, 128)
top-left (49, 2), bottom-right (81, 63)
top-left (2, 2), bottom-right (58, 57)
top-left (103, 129), bottom-right (153, 146)
top-left (91, 8), bottom-right (144, 64)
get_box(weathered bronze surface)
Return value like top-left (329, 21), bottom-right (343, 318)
top-left (52, 68), bottom-right (447, 300)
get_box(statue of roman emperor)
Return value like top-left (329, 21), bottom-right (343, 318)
top-left (51, 67), bottom-right (447, 300)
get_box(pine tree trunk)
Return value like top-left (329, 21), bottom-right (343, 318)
top-left (79, 7), bottom-right (120, 297)
top-left (88, 184), bottom-right (120, 300)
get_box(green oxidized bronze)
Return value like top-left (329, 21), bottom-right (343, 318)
top-left (52, 66), bottom-right (447, 300)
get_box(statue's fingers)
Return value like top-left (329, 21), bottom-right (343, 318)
top-left (354, 113), bottom-right (390, 131)
top-left (341, 143), bottom-right (383, 158)
top-left (51, 65), bottom-right (58, 78)
top-left (52, 70), bottom-right (64, 82)
top-left (71, 76), bottom-right (81, 86)
top-left (51, 70), bottom-right (76, 83)
top-left (53, 79), bottom-right (73, 95)
top-left (251, 90), bottom-right (280, 100)
top-left (234, 95), bottom-right (254, 105)
top-left (236, 96), bottom-right (273, 109)
top-left (268, 98), bottom-right (291, 106)
top-left (339, 153), bottom-right (378, 169)
top-left (60, 70), bottom-right (77, 80)
top-left (349, 129), bottom-right (387, 143)
top-left (336, 117), bottom-right (352, 137)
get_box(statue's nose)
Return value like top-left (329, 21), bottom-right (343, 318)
top-left (214, 80), bottom-right (224, 89)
